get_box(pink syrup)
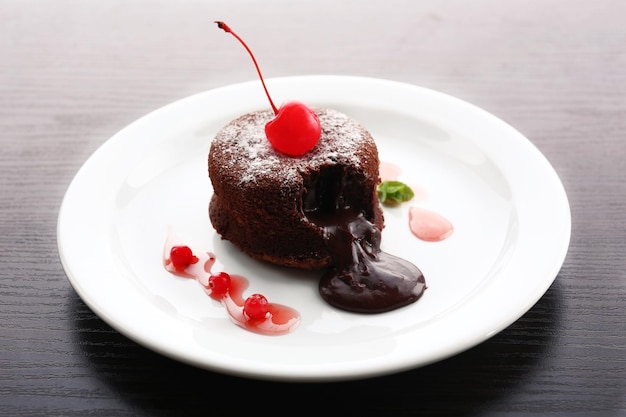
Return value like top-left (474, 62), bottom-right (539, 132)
top-left (408, 207), bottom-right (454, 242)
top-left (380, 161), bottom-right (402, 182)
top-left (163, 230), bottom-right (300, 336)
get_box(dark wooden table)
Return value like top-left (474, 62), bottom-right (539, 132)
top-left (2, 1), bottom-right (625, 415)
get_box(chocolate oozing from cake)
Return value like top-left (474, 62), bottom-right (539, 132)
top-left (208, 108), bottom-right (425, 313)
top-left (310, 208), bottom-right (426, 313)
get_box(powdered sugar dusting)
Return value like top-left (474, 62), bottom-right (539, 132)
top-left (209, 108), bottom-right (375, 186)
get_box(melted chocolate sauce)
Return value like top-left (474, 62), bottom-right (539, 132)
top-left (303, 168), bottom-right (426, 314)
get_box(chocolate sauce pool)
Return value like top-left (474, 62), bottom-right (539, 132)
top-left (303, 169), bottom-right (426, 313)
top-left (309, 209), bottom-right (426, 313)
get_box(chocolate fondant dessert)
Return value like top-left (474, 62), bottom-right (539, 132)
top-left (209, 21), bottom-right (425, 314)
top-left (208, 108), bottom-right (384, 270)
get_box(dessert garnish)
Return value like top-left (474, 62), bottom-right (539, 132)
top-left (377, 180), bottom-right (415, 206)
top-left (215, 21), bottom-right (321, 156)
top-left (164, 232), bottom-right (300, 335)
top-left (169, 245), bottom-right (199, 272)
top-left (243, 293), bottom-right (270, 321)
top-left (207, 271), bottom-right (230, 297)
top-left (409, 207), bottom-right (454, 242)
top-left (379, 162), bottom-right (454, 241)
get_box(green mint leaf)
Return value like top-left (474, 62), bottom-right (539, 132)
top-left (377, 180), bottom-right (415, 206)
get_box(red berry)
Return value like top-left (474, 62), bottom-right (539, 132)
top-left (243, 293), bottom-right (270, 321)
top-left (265, 101), bottom-right (321, 156)
top-left (169, 246), bottom-right (199, 270)
top-left (208, 272), bottom-right (231, 297)
top-left (215, 21), bottom-right (320, 156)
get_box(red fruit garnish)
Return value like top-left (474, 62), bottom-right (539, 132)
top-left (265, 101), bottom-right (321, 156)
top-left (207, 272), bottom-right (231, 298)
top-left (169, 245), bottom-right (199, 270)
top-left (243, 293), bottom-right (270, 321)
top-left (215, 21), bottom-right (321, 156)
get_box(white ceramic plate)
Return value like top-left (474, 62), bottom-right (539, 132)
top-left (57, 75), bottom-right (571, 382)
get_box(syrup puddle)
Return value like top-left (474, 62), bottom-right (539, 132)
top-left (409, 207), bottom-right (454, 242)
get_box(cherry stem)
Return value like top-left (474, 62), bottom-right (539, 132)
top-left (215, 21), bottom-right (278, 115)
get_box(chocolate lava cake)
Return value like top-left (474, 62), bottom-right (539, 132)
top-left (208, 108), bottom-right (384, 269)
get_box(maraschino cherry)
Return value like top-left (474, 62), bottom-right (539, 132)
top-left (215, 21), bottom-right (321, 156)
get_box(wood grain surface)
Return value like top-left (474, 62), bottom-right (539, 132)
top-left (1, 1), bottom-right (625, 415)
